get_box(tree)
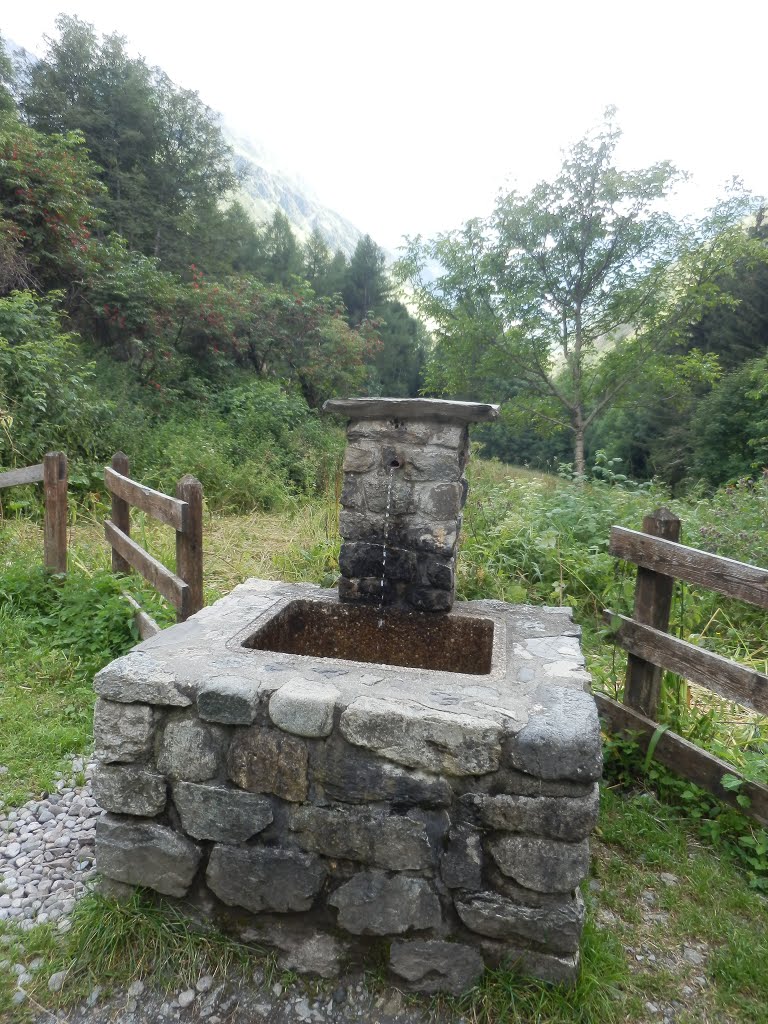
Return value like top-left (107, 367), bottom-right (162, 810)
top-left (398, 110), bottom-right (763, 475)
top-left (343, 234), bottom-right (388, 324)
top-left (301, 228), bottom-right (331, 291)
top-left (248, 210), bottom-right (302, 286)
top-left (0, 34), bottom-right (16, 113)
top-left (22, 16), bottom-right (158, 248)
top-left (0, 112), bottom-right (104, 293)
top-left (147, 71), bottom-right (236, 267)
top-left (21, 16), bottom-right (236, 270)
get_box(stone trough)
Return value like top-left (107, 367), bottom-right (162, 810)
top-left (92, 398), bottom-right (602, 995)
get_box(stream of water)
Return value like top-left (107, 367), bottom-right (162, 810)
top-left (379, 465), bottom-right (396, 614)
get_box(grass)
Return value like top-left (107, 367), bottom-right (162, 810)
top-left (1, 461), bottom-right (768, 1020)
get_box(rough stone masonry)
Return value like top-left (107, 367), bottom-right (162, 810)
top-left (92, 580), bottom-right (603, 996)
top-left (323, 397), bottom-right (499, 612)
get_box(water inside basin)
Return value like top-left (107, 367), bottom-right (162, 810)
top-left (241, 598), bottom-right (494, 674)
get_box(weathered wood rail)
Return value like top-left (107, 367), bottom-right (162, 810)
top-left (104, 452), bottom-right (203, 637)
top-left (0, 452), bottom-right (68, 572)
top-left (602, 506), bottom-right (768, 827)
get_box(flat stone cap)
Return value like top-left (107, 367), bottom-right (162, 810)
top-left (323, 397), bottom-right (499, 424)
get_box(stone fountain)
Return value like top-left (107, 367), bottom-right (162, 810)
top-left (92, 398), bottom-right (602, 994)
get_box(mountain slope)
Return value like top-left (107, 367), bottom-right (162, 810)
top-left (228, 130), bottom-right (363, 257)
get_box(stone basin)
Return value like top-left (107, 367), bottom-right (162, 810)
top-left (242, 596), bottom-right (495, 674)
top-left (92, 579), bottom-right (602, 993)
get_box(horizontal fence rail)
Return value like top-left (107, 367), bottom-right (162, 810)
top-left (604, 611), bottom-right (768, 718)
top-left (0, 463), bottom-right (44, 488)
top-left (104, 519), bottom-right (190, 615)
top-left (104, 452), bottom-right (202, 629)
top-left (595, 693), bottom-right (768, 827)
top-left (602, 506), bottom-right (768, 827)
top-left (104, 467), bottom-right (187, 531)
top-left (610, 526), bottom-right (768, 609)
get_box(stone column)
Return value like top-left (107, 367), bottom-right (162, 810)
top-left (323, 398), bottom-right (498, 612)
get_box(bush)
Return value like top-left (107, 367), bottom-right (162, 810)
top-left (126, 379), bottom-right (344, 513)
top-left (0, 290), bottom-right (117, 485)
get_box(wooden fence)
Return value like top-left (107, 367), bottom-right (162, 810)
top-left (599, 506), bottom-right (768, 827)
top-left (104, 452), bottom-right (203, 638)
top-left (0, 452), bottom-right (68, 572)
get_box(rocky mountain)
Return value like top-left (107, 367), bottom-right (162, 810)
top-left (227, 129), bottom-right (364, 257)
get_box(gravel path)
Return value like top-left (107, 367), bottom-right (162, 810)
top-left (0, 759), bottom-right (449, 1024)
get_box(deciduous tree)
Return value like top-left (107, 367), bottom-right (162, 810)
top-left (398, 110), bottom-right (764, 475)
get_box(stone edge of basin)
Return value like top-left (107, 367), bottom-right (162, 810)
top-left (323, 397), bottom-right (500, 424)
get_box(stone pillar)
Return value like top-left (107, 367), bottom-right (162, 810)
top-left (324, 398), bottom-right (498, 613)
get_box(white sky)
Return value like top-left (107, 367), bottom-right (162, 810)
top-left (2, 1), bottom-right (766, 252)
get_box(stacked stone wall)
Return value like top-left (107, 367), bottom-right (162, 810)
top-left (337, 418), bottom-right (470, 613)
top-left (93, 622), bottom-right (602, 994)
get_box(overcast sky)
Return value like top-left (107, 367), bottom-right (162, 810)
top-left (3, 1), bottom-right (765, 251)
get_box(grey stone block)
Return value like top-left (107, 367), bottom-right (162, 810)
top-left (460, 767), bottom-right (596, 800)
top-left (156, 711), bottom-right (229, 782)
top-left (414, 482), bottom-right (464, 520)
top-left (340, 474), bottom-right (366, 512)
top-left (400, 449), bottom-right (464, 482)
top-left (342, 443), bottom-right (377, 473)
top-left (477, 939), bottom-right (580, 985)
top-left (92, 763), bottom-right (167, 817)
top-left (408, 587), bottom-right (453, 612)
top-left (424, 556), bottom-right (454, 590)
top-left (329, 871), bottom-right (441, 935)
top-left (247, 920), bottom-right (349, 978)
top-left (389, 939), bottom-right (484, 995)
top-left (268, 677), bottom-right (339, 738)
top-left (197, 676), bottom-right (260, 725)
top-left (463, 786), bottom-right (600, 841)
top-left (340, 696), bottom-right (501, 776)
top-left (206, 845), bottom-right (326, 913)
top-left (227, 726), bottom-right (308, 801)
top-left (487, 835), bottom-right (590, 893)
top-left (172, 781), bottom-right (273, 842)
top-left (288, 806), bottom-right (434, 871)
top-left (339, 542), bottom-right (417, 583)
top-left (402, 521), bottom-right (460, 557)
top-left (504, 689), bottom-right (602, 781)
top-left (454, 890), bottom-right (584, 954)
top-left (440, 824), bottom-right (483, 890)
top-left (310, 738), bottom-right (452, 807)
top-left (94, 652), bottom-right (192, 706)
top-left (362, 476), bottom-right (415, 515)
top-left (93, 699), bottom-right (156, 764)
top-left (96, 816), bottom-right (201, 897)
top-left (325, 398), bottom-right (496, 427)
top-left (343, 414), bottom-right (470, 448)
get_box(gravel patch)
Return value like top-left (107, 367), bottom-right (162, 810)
top-left (0, 756), bottom-right (98, 934)
top-left (29, 970), bottom-right (455, 1024)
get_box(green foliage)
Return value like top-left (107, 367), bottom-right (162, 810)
top-left (125, 378), bottom-right (345, 513)
top-left (0, 290), bottom-right (116, 478)
top-left (398, 111), bottom-right (767, 477)
top-left (0, 111), bottom-right (103, 291)
top-left (689, 355), bottom-right (768, 485)
top-left (0, 558), bottom-right (136, 803)
top-left (602, 730), bottom-right (768, 891)
top-left (22, 16), bottom-right (236, 272)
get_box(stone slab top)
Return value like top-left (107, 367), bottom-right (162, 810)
top-left (323, 398), bottom-right (500, 424)
top-left (94, 580), bottom-right (602, 782)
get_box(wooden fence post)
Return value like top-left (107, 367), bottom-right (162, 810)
top-left (175, 474), bottom-right (203, 621)
top-left (110, 452), bottom-right (132, 575)
top-left (623, 506), bottom-right (681, 718)
top-left (43, 451), bottom-right (68, 573)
